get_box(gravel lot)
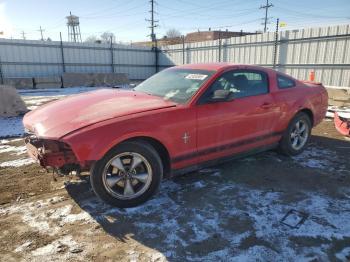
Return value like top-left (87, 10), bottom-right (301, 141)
top-left (0, 88), bottom-right (350, 261)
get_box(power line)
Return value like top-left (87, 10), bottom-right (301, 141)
top-left (21, 31), bottom-right (26, 40)
top-left (274, 6), bottom-right (349, 19)
top-left (81, 4), bottom-right (142, 20)
top-left (158, 0), bottom-right (256, 20)
top-left (80, 0), bottom-right (138, 18)
top-left (159, 18), bottom-right (262, 32)
top-left (260, 0), bottom-right (273, 33)
top-left (160, 8), bottom-right (257, 22)
top-left (81, 11), bottom-right (145, 20)
top-left (173, 0), bottom-right (244, 9)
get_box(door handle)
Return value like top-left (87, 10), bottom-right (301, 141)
top-left (260, 102), bottom-right (273, 109)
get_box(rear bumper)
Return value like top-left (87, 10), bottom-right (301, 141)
top-left (24, 136), bottom-right (78, 168)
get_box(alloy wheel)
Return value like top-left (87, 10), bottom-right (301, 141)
top-left (102, 152), bottom-right (153, 200)
top-left (290, 119), bottom-right (309, 151)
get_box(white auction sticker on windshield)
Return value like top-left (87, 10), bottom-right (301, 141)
top-left (185, 74), bottom-right (208, 80)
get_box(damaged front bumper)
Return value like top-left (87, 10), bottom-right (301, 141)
top-left (24, 135), bottom-right (78, 169)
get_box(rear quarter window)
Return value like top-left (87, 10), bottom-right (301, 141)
top-left (277, 75), bottom-right (296, 89)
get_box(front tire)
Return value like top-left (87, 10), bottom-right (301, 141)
top-left (279, 112), bottom-right (312, 156)
top-left (90, 141), bottom-right (163, 208)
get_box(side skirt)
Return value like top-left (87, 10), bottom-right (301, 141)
top-left (170, 143), bottom-right (279, 177)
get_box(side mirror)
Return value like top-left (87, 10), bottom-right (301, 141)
top-left (208, 89), bottom-right (232, 102)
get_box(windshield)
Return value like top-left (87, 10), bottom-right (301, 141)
top-left (134, 68), bottom-right (215, 104)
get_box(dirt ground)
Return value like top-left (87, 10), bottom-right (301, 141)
top-left (0, 118), bottom-right (349, 261)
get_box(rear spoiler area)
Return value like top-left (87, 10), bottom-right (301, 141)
top-left (301, 80), bottom-right (328, 107)
top-left (301, 80), bottom-right (323, 86)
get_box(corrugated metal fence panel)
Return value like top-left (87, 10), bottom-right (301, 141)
top-left (113, 44), bottom-right (156, 80)
top-left (0, 39), bottom-right (63, 77)
top-left (63, 42), bottom-right (111, 74)
top-left (159, 24), bottom-right (350, 87)
top-left (1, 24), bottom-right (350, 85)
top-left (280, 24), bottom-right (350, 87)
top-left (0, 38), bottom-right (155, 80)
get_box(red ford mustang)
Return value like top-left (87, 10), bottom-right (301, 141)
top-left (23, 63), bottom-right (328, 207)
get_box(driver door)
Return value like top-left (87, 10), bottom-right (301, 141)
top-left (196, 69), bottom-right (280, 163)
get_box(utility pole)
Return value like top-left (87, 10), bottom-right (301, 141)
top-left (21, 31), bottom-right (26, 40)
top-left (146, 0), bottom-right (159, 72)
top-left (146, 0), bottom-right (158, 44)
top-left (110, 35), bottom-right (115, 73)
top-left (0, 54), bottom-right (4, 85)
top-left (273, 18), bottom-right (279, 69)
top-left (38, 26), bottom-right (45, 41)
top-left (59, 32), bottom-right (66, 73)
top-left (260, 0), bottom-right (273, 33)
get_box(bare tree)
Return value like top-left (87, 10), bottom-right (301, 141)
top-left (85, 35), bottom-right (99, 43)
top-left (165, 28), bottom-right (181, 38)
top-left (100, 32), bottom-right (116, 43)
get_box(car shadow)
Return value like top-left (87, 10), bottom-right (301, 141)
top-left (65, 134), bottom-right (350, 260)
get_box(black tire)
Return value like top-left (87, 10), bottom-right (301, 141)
top-left (90, 141), bottom-right (163, 208)
top-left (278, 112), bottom-right (312, 156)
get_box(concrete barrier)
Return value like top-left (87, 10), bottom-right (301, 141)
top-left (93, 73), bottom-right (129, 87)
top-left (62, 73), bottom-right (129, 87)
top-left (62, 73), bottom-right (94, 87)
top-left (326, 87), bottom-right (350, 107)
top-left (0, 85), bottom-right (28, 117)
top-left (34, 76), bottom-right (62, 89)
top-left (3, 78), bottom-right (34, 89)
top-left (328, 99), bottom-right (349, 107)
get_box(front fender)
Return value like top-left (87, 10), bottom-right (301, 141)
top-left (61, 113), bottom-right (176, 163)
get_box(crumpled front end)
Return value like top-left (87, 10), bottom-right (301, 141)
top-left (24, 134), bottom-right (80, 172)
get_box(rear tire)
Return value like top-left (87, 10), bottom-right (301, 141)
top-left (278, 112), bottom-right (311, 156)
top-left (90, 141), bottom-right (163, 208)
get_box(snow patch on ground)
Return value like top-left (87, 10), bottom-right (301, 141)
top-left (126, 249), bottom-right (167, 262)
top-left (0, 117), bottom-right (25, 138)
top-left (14, 240), bottom-right (33, 253)
top-left (1, 197), bottom-right (94, 236)
top-left (0, 158), bottom-right (35, 167)
top-left (31, 235), bottom-right (81, 257)
top-left (327, 105), bottom-right (350, 118)
top-left (336, 247), bottom-right (350, 261)
top-left (18, 87), bottom-right (101, 97)
top-left (292, 145), bottom-right (343, 171)
top-left (0, 145), bottom-right (26, 155)
top-left (192, 181), bottom-right (206, 189)
top-left (48, 205), bottom-right (92, 225)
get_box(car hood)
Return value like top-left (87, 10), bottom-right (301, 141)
top-left (23, 89), bottom-right (177, 139)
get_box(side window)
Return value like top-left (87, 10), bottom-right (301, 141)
top-left (277, 75), bottom-right (296, 89)
top-left (204, 70), bottom-right (269, 100)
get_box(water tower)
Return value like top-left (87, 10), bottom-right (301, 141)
top-left (66, 12), bottom-right (82, 42)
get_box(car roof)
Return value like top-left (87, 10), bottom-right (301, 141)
top-left (172, 63), bottom-right (273, 73)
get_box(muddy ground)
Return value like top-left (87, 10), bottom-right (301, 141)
top-left (0, 119), bottom-right (349, 261)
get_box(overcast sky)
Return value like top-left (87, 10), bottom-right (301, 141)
top-left (0, 0), bottom-right (349, 43)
